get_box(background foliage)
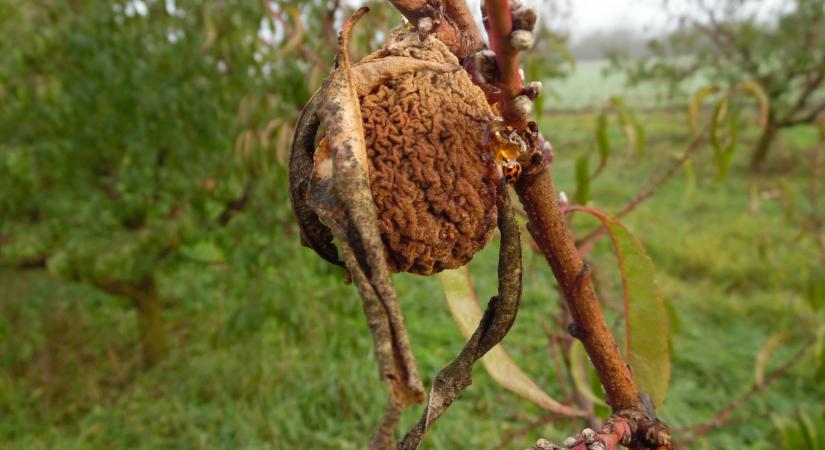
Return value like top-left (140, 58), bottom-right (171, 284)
top-left (0, 1), bottom-right (823, 449)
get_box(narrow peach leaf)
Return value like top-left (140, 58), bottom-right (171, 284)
top-left (607, 220), bottom-right (671, 407)
top-left (689, 85), bottom-right (720, 136)
top-left (440, 267), bottom-right (584, 417)
top-left (565, 206), bottom-right (671, 407)
top-left (755, 332), bottom-right (794, 386)
top-left (735, 80), bottom-right (770, 131)
top-left (570, 340), bottom-right (609, 408)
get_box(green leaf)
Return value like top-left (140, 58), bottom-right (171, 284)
top-left (575, 154), bottom-right (591, 205)
top-left (689, 85), bottom-right (720, 136)
top-left (754, 332), bottom-right (794, 386)
top-left (570, 340), bottom-right (608, 408)
top-left (815, 326), bottom-right (825, 383)
top-left (610, 96), bottom-right (643, 156)
top-left (736, 80), bottom-right (770, 131)
top-left (180, 241), bottom-right (225, 264)
top-left (774, 414), bottom-right (807, 449)
top-left (440, 267), bottom-right (583, 416)
top-left (714, 142), bottom-right (737, 182)
top-left (798, 412), bottom-right (823, 450)
top-left (680, 159), bottom-right (697, 207)
top-left (593, 109), bottom-right (612, 177)
top-left (608, 221), bottom-right (671, 407)
top-left (634, 122), bottom-right (647, 155)
top-left (774, 411), bottom-right (825, 450)
top-left (710, 96), bottom-right (736, 182)
top-left (807, 263), bottom-right (825, 312)
top-left (710, 96), bottom-right (730, 148)
top-left (566, 207), bottom-right (671, 407)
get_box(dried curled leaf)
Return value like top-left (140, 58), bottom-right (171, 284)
top-left (294, 29), bottom-right (501, 276)
top-left (440, 266), bottom-right (584, 416)
top-left (289, 90), bottom-right (342, 267)
top-left (399, 189), bottom-right (523, 450)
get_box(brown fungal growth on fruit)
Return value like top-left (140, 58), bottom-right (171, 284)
top-left (360, 36), bottom-right (499, 274)
top-left (324, 31), bottom-right (501, 275)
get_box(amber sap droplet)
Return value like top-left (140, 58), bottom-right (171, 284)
top-left (488, 121), bottom-right (522, 165)
top-left (487, 120), bottom-right (529, 184)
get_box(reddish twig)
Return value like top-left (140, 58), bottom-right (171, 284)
top-left (516, 165), bottom-right (639, 411)
top-left (482, 0), bottom-right (525, 124)
top-left (388, 0), bottom-right (484, 58)
top-left (478, 1), bottom-right (670, 446)
top-left (578, 134), bottom-right (705, 251)
top-left (675, 339), bottom-right (815, 448)
top-left (569, 416), bottom-right (632, 450)
top-left (492, 412), bottom-right (563, 450)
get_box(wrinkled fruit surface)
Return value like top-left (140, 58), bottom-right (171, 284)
top-left (328, 32), bottom-right (500, 275)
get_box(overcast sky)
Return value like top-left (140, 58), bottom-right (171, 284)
top-left (341, 0), bottom-right (791, 42)
top-left (436, 0), bottom-right (790, 41)
top-left (453, 0), bottom-right (679, 40)
top-left (469, 0), bottom-right (673, 35)
top-left (565, 0), bottom-right (673, 34)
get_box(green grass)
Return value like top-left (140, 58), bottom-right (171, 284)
top-left (544, 59), bottom-right (710, 110)
top-left (1, 111), bottom-right (823, 449)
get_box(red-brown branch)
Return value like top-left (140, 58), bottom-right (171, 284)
top-left (569, 417), bottom-right (631, 450)
top-left (388, 0), bottom-right (484, 59)
top-left (515, 164), bottom-right (640, 411)
top-left (483, 0), bottom-right (525, 124)
top-left (578, 134), bottom-right (705, 251)
top-left (482, 0), bottom-right (665, 445)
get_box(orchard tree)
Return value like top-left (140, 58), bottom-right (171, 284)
top-left (288, 1), bottom-right (674, 448)
top-left (611, 0), bottom-right (825, 169)
top-left (0, 0), bottom-right (315, 367)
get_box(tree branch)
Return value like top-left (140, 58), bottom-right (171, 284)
top-left (578, 135), bottom-right (705, 250)
top-left (217, 176), bottom-right (256, 226)
top-left (781, 97), bottom-right (825, 127)
top-left (515, 164), bottom-right (640, 411)
top-left (383, 1), bottom-right (672, 447)
top-left (675, 339), bottom-right (815, 448)
top-left (779, 70), bottom-right (825, 126)
top-left (387, 0), bottom-right (484, 59)
top-left (482, 0), bottom-right (527, 124)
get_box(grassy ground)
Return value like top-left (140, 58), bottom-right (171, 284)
top-left (545, 59), bottom-right (709, 110)
top-left (1, 110), bottom-right (823, 449)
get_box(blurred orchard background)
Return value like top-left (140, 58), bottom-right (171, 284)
top-left (1, 0), bottom-right (823, 449)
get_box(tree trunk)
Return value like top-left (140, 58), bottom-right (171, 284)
top-left (750, 122), bottom-right (779, 171)
top-left (95, 276), bottom-right (167, 368)
top-left (134, 277), bottom-right (166, 368)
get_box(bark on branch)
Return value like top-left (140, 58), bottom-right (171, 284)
top-left (388, 0), bottom-right (484, 59)
top-left (515, 165), bottom-right (640, 411)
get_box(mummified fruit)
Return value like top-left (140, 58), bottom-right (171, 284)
top-left (358, 30), bottom-right (500, 275)
top-left (295, 28), bottom-right (503, 276)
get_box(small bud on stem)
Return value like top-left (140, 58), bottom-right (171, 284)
top-left (510, 29), bottom-right (535, 50)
